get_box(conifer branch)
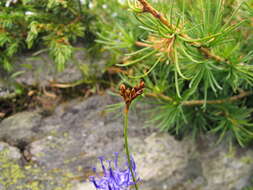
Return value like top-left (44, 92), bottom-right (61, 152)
top-left (137, 0), bottom-right (176, 31)
top-left (147, 91), bottom-right (252, 106)
top-left (146, 92), bottom-right (173, 101)
top-left (137, 0), bottom-right (229, 64)
top-left (182, 91), bottom-right (252, 106)
top-left (135, 41), bottom-right (152, 48)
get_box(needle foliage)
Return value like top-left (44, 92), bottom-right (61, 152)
top-left (98, 0), bottom-right (253, 146)
top-left (0, 0), bottom-right (101, 72)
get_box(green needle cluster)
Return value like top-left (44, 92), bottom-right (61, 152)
top-left (98, 0), bottom-right (253, 146)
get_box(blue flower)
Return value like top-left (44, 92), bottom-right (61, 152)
top-left (89, 153), bottom-right (140, 190)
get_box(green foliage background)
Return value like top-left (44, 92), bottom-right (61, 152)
top-left (0, 0), bottom-right (113, 72)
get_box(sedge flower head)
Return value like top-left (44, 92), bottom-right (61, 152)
top-left (89, 153), bottom-right (140, 190)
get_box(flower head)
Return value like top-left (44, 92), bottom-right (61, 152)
top-left (119, 81), bottom-right (144, 107)
top-left (90, 153), bottom-right (140, 190)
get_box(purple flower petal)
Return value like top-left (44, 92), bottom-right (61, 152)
top-left (89, 153), bottom-right (140, 190)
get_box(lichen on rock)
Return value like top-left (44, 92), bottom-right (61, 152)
top-left (0, 142), bottom-right (74, 190)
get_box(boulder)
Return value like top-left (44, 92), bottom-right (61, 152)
top-left (0, 111), bottom-right (43, 146)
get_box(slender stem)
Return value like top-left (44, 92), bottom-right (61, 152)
top-left (124, 106), bottom-right (139, 190)
top-left (86, 0), bottom-right (91, 9)
top-left (77, 0), bottom-right (82, 15)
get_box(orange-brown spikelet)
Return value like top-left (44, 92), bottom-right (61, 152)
top-left (119, 81), bottom-right (145, 110)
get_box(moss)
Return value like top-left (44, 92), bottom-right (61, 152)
top-left (0, 149), bottom-right (26, 189)
top-left (0, 147), bottom-right (75, 190)
top-left (240, 156), bottom-right (253, 165)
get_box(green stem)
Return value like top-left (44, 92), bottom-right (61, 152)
top-left (77, 0), bottom-right (82, 15)
top-left (86, 0), bottom-right (91, 9)
top-left (124, 106), bottom-right (139, 190)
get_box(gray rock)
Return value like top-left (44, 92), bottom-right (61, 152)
top-left (73, 183), bottom-right (95, 190)
top-left (134, 134), bottom-right (253, 190)
top-left (0, 141), bottom-right (77, 190)
top-left (0, 111), bottom-right (43, 146)
top-left (28, 94), bottom-right (253, 190)
top-left (70, 132), bottom-right (253, 190)
top-left (133, 133), bottom-right (189, 181)
top-left (13, 47), bottom-right (106, 86)
top-left (0, 141), bottom-right (22, 161)
top-left (198, 136), bottom-right (253, 190)
top-left (28, 94), bottom-right (150, 175)
top-left (0, 93), bottom-right (252, 190)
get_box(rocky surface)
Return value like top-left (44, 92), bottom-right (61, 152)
top-left (13, 47), bottom-right (106, 87)
top-left (0, 142), bottom-right (22, 161)
top-left (0, 111), bottom-right (43, 146)
top-left (0, 46), bottom-right (107, 101)
top-left (0, 141), bottom-right (77, 190)
top-left (0, 93), bottom-right (252, 190)
top-left (136, 134), bottom-right (253, 190)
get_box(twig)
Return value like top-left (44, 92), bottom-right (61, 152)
top-left (146, 91), bottom-right (252, 106)
top-left (77, 0), bottom-right (82, 15)
top-left (182, 91), bottom-right (252, 106)
top-left (135, 41), bottom-right (152, 48)
top-left (146, 92), bottom-right (173, 101)
top-left (137, 0), bottom-right (176, 30)
top-left (137, 0), bottom-right (229, 64)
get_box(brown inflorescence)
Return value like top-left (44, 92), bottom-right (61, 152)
top-left (119, 81), bottom-right (145, 109)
